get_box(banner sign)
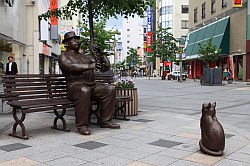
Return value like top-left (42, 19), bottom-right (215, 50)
top-left (50, 0), bottom-right (58, 25)
top-left (147, 7), bottom-right (152, 54)
top-left (147, 32), bottom-right (152, 53)
top-left (50, 0), bottom-right (58, 40)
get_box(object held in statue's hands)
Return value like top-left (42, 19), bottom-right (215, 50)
top-left (84, 41), bottom-right (110, 72)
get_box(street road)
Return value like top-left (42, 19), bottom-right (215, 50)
top-left (135, 78), bottom-right (250, 133)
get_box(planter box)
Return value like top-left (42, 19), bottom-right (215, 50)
top-left (115, 88), bottom-right (138, 116)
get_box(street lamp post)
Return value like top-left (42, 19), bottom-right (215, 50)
top-left (179, 53), bottom-right (183, 83)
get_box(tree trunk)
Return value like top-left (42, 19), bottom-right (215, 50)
top-left (88, 0), bottom-right (94, 45)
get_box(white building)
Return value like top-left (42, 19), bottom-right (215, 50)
top-left (121, 15), bottom-right (145, 61)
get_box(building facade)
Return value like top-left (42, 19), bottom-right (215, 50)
top-left (186, 0), bottom-right (249, 81)
top-left (156, 0), bottom-right (189, 74)
top-left (0, 0), bottom-right (61, 76)
top-left (0, 0), bottom-right (26, 75)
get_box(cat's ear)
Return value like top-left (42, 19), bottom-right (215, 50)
top-left (212, 102), bottom-right (216, 107)
top-left (208, 102), bottom-right (211, 108)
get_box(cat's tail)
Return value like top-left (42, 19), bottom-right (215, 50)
top-left (199, 140), bottom-right (223, 156)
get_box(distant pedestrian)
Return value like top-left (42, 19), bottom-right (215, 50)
top-left (5, 55), bottom-right (18, 75)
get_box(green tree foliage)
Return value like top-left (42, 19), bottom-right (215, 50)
top-left (149, 27), bottom-right (179, 62)
top-left (39, 0), bottom-right (153, 44)
top-left (198, 38), bottom-right (221, 65)
top-left (126, 48), bottom-right (141, 69)
top-left (78, 20), bottom-right (118, 52)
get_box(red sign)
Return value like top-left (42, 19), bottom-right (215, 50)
top-left (164, 62), bottom-right (171, 67)
top-left (147, 31), bottom-right (152, 52)
top-left (50, 0), bottom-right (58, 25)
top-left (233, 0), bottom-right (242, 7)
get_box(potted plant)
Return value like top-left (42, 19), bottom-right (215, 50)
top-left (198, 38), bottom-right (222, 85)
top-left (114, 78), bottom-right (138, 116)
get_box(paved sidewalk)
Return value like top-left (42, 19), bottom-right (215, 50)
top-left (0, 79), bottom-right (249, 166)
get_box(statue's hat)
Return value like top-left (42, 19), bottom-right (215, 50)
top-left (62, 31), bottom-right (80, 44)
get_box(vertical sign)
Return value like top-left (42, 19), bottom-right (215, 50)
top-left (50, 0), bottom-right (58, 25)
top-left (50, 0), bottom-right (58, 39)
top-left (147, 7), bottom-right (152, 55)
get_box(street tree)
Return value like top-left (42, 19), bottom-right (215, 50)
top-left (149, 27), bottom-right (179, 63)
top-left (126, 48), bottom-right (141, 70)
top-left (78, 20), bottom-right (118, 52)
top-left (198, 38), bottom-right (221, 67)
top-left (39, 0), bottom-right (153, 45)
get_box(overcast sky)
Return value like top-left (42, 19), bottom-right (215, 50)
top-left (105, 15), bottom-right (123, 29)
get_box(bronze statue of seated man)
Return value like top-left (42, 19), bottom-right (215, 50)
top-left (58, 31), bottom-right (120, 135)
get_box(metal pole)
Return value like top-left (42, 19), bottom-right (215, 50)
top-left (179, 53), bottom-right (182, 83)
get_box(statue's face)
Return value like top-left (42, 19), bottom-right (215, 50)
top-left (67, 37), bottom-right (80, 51)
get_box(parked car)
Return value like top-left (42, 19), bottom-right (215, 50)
top-left (167, 71), bottom-right (188, 80)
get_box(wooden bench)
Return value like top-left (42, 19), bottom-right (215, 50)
top-left (2, 74), bottom-right (132, 139)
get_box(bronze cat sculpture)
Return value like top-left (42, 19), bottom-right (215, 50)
top-left (199, 102), bottom-right (225, 156)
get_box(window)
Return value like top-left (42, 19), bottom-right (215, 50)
top-left (202, 3), bottom-right (206, 19)
top-left (194, 7), bottom-right (198, 23)
top-left (181, 5), bottom-right (189, 13)
top-left (160, 20), bottom-right (173, 28)
top-left (159, 5), bottom-right (173, 15)
top-left (127, 46), bottom-right (130, 49)
top-left (222, 0), bottom-right (227, 8)
top-left (181, 20), bottom-right (189, 29)
top-left (211, 0), bottom-right (216, 14)
top-left (127, 29), bottom-right (130, 31)
top-left (127, 41), bottom-right (130, 43)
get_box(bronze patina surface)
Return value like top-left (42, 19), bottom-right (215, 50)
top-left (199, 102), bottom-right (225, 156)
top-left (59, 31), bottom-right (120, 135)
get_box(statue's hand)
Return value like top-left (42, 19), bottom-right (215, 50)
top-left (95, 62), bottom-right (103, 69)
top-left (89, 63), bottom-right (96, 70)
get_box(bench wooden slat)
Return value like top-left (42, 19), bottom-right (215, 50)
top-left (1, 73), bottom-right (125, 139)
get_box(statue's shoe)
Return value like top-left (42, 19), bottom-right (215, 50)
top-left (78, 126), bottom-right (91, 135)
top-left (100, 122), bottom-right (120, 129)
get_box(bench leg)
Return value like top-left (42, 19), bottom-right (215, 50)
top-left (89, 102), bottom-right (100, 125)
top-left (114, 101), bottom-right (130, 121)
top-left (9, 108), bottom-right (29, 140)
top-left (51, 108), bottom-right (70, 132)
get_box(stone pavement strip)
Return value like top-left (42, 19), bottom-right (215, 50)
top-left (0, 78), bottom-right (249, 166)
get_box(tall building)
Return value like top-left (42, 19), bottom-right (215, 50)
top-left (121, 15), bottom-right (145, 62)
top-left (156, 0), bottom-right (189, 74)
top-left (158, 0), bottom-right (189, 43)
top-left (185, 0), bottom-right (249, 81)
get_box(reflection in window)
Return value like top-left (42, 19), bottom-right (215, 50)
top-left (211, 0), bottom-right (216, 14)
top-left (181, 20), bottom-right (189, 29)
top-left (202, 3), bottom-right (206, 19)
top-left (222, 0), bottom-right (227, 8)
top-left (181, 5), bottom-right (189, 13)
top-left (194, 7), bottom-right (198, 23)
top-left (159, 5), bottom-right (173, 15)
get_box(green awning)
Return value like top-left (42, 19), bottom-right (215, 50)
top-left (184, 16), bottom-right (230, 60)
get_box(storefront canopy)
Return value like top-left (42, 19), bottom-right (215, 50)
top-left (184, 16), bottom-right (230, 60)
